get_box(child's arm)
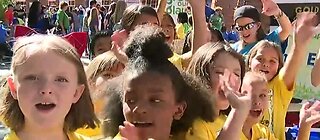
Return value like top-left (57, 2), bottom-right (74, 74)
top-left (187, 0), bottom-right (211, 55)
top-left (311, 49), bottom-right (320, 87)
top-left (261, 0), bottom-right (292, 42)
top-left (281, 13), bottom-right (320, 90)
top-left (297, 101), bottom-right (320, 140)
top-left (217, 70), bottom-right (251, 140)
top-left (156, 0), bottom-right (167, 24)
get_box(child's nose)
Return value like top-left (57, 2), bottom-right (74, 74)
top-left (252, 101), bottom-right (261, 106)
top-left (39, 80), bottom-right (53, 95)
top-left (262, 62), bottom-right (269, 68)
top-left (132, 103), bottom-right (148, 114)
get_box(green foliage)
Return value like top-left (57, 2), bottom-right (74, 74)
top-left (0, 0), bottom-right (13, 21)
top-left (294, 83), bottom-right (320, 100)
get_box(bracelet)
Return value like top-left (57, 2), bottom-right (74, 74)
top-left (274, 10), bottom-right (284, 19)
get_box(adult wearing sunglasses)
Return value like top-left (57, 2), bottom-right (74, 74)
top-left (232, 0), bottom-right (292, 55)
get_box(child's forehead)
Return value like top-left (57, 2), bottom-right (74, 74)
top-left (243, 78), bottom-right (268, 90)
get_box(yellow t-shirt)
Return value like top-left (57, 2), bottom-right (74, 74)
top-left (75, 126), bottom-right (102, 139)
top-left (168, 53), bottom-right (183, 70)
top-left (179, 115), bottom-right (227, 140)
top-left (4, 131), bottom-right (90, 140)
top-left (260, 70), bottom-right (294, 140)
top-left (176, 23), bottom-right (185, 40)
top-left (241, 123), bottom-right (277, 140)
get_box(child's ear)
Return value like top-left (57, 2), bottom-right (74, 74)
top-left (256, 22), bottom-right (262, 29)
top-left (7, 76), bottom-right (17, 99)
top-left (173, 101), bottom-right (187, 120)
top-left (72, 84), bottom-right (85, 103)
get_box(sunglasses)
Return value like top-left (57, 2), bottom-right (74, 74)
top-left (235, 22), bottom-right (256, 32)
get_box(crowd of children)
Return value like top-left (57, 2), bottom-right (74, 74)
top-left (0, 0), bottom-right (320, 140)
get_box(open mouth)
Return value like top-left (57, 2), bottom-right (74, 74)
top-left (259, 70), bottom-right (269, 74)
top-left (165, 35), bottom-right (171, 40)
top-left (249, 109), bottom-right (262, 117)
top-left (132, 121), bottom-right (153, 128)
top-left (35, 102), bottom-right (56, 111)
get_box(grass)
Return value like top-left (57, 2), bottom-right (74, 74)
top-left (294, 83), bottom-right (320, 100)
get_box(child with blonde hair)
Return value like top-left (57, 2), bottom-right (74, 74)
top-left (246, 12), bottom-right (320, 139)
top-left (1, 34), bottom-right (99, 140)
top-left (232, 71), bottom-right (320, 140)
top-left (86, 51), bottom-right (124, 117)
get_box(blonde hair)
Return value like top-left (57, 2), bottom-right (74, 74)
top-left (86, 51), bottom-right (124, 84)
top-left (246, 40), bottom-right (284, 78)
top-left (1, 34), bottom-right (99, 132)
top-left (88, 7), bottom-right (99, 27)
top-left (242, 71), bottom-right (268, 86)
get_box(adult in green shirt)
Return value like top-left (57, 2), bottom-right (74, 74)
top-left (56, 1), bottom-right (70, 35)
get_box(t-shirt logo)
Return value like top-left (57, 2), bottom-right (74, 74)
top-left (260, 89), bottom-right (274, 132)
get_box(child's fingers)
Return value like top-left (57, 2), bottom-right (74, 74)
top-left (313, 23), bottom-right (320, 35)
top-left (301, 102), bottom-right (312, 111)
top-left (309, 101), bottom-right (320, 111)
top-left (306, 115), bottom-right (320, 125)
top-left (119, 125), bottom-right (127, 137)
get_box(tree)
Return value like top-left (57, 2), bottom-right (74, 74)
top-left (0, 0), bottom-right (13, 21)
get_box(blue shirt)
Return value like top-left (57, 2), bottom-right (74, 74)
top-left (231, 27), bottom-right (284, 55)
top-left (0, 25), bottom-right (7, 44)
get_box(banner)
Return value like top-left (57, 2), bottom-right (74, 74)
top-left (285, 34), bottom-right (320, 99)
top-left (271, 3), bottom-right (320, 26)
top-left (272, 3), bottom-right (320, 99)
top-left (166, 0), bottom-right (189, 23)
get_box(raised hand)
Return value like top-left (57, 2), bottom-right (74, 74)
top-left (299, 101), bottom-right (320, 127)
top-left (220, 69), bottom-right (251, 112)
top-left (261, 0), bottom-right (281, 17)
top-left (119, 121), bottom-right (139, 140)
top-left (294, 12), bottom-right (320, 47)
top-left (111, 42), bottom-right (128, 64)
top-left (119, 121), bottom-right (155, 140)
top-left (186, 0), bottom-right (205, 8)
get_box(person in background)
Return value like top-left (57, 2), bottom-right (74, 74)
top-left (4, 4), bottom-right (14, 27)
top-left (89, 31), bottom-right (113, 59)
top-left (71, 8), bottom-right (80, 32)
top-left (99, 6), bottom-right (106, 31)
top-left (105, 2), bottom-right (116, 31)
top-left (232, 0), bottom-right (291, 56)
top-left (12, 12), bottom-right (24, 26)
top-left (111, 0), bottom-right (127, 31)
top-left (83, 0), bottom-right (97, 32)
top-left (27, 2), bottom-right (50, 33)
top-left (176, 12), bottom-right (191, 39)
top-left (88, 7), bottom-right (99, 36)
top-left (13, 2), bottom-right (26, 21)
top-left (78, 9), bottom-right (84, 32)
top-left (55, 1), bottom-right (70, 35)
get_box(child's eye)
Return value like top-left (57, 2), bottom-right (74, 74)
top-left (215, 71), bottom-right (224, 75)
top-left (257, 57), bottom-right (263, 62)
top-left (24, 75), bottom-right (39, 81)
top-left (270, 60), bottom-right (276, 64)
top-left (151, 99), bottom-right (161, 103)
top-left (234, 72), bottom-right (241, 78)
top-left (260, 94), bottom-right (267, 98)
top-left (55, 77), bottom-right (68, 82)
top-left (126, 99), bottom-right (135, 104)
